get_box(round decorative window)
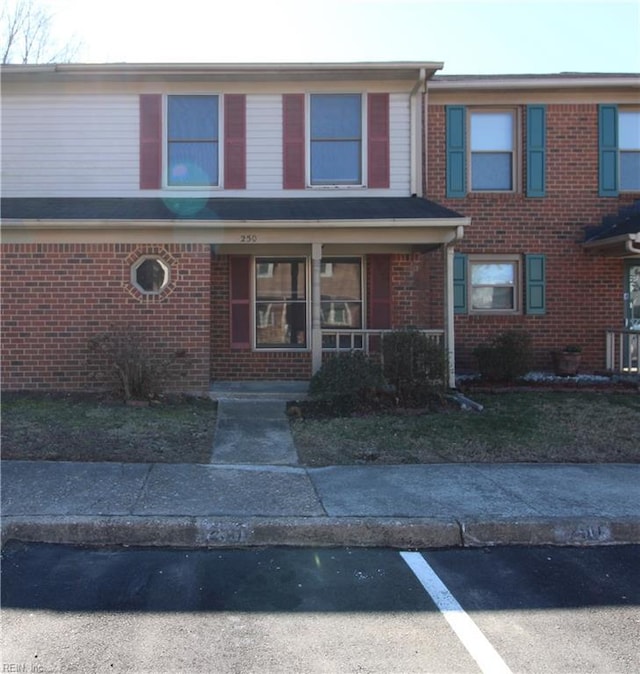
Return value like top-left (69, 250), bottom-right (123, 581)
top-left (132, 257), bottom-right (170, 294)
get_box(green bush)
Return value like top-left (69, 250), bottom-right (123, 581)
top-left (308, 352), bottom-right (387, 412)
top-left (382, 330), bottom-right (447, 406)
top-left (472, 330), bottom-right (533, 382)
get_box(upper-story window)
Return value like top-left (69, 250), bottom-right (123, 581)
top-left (470, 110), bottom-right (516, 191)
top-left (167, 95), bottom-right (219, 187)
top-left (310, 94), bottom-right (362, 185)
top-left (619, 110), bottom-right (640, 191)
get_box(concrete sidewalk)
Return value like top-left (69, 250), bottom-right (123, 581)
top-left (2, 460), bottom-right (639, 549)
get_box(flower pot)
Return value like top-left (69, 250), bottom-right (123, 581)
top-left (552, 351), bottom-right (581, 376)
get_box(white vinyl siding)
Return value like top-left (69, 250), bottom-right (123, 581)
top-left (389, 93), bottom-right (411, 193)
top-left (1, 94), bottom-right (139, 197)
top-left (246, 94), bottom-right (283, 192)
top-left (1, 91), bottom-right (413, 198)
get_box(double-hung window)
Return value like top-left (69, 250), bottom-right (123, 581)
top-left (310, 94), bottom-right (362, 185)
top-left (167, 95), bottom-right (219, 186)
top-left (255, 258), bottom-right (307, 349)
top-left (470, 111), bottom-right (515, 191)
top-left (470, 256), bottom-right (520, 313)
top-left (619, 110), bottom-right (640, 191)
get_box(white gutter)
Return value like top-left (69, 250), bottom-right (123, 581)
top-left (431, 74), bottom-right (640, 91)
top-left (626, 233), bottom-right (640, 255)
top-left (583, 231), bottom-right (640, 255)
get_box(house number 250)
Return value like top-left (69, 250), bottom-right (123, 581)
top-left (240, 234), bottom-right (257, 243)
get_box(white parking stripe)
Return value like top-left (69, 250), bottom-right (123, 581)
top-left (400, 551), bottom-right (513, 674)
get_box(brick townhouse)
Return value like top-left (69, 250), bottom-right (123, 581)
top-left (0, 63), bottom-right (638, 393)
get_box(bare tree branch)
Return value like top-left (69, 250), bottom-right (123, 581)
top-left (1, 0), bottom-right (82, 64)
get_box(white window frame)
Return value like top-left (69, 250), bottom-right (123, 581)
top-left (307, 93), bottom-right (367, 189)
top-left (468, 108), bottom-right (519, 193)
top-left (619, 108), bottom-right (640, 193)
top-left (164, 94), bottom-right (223, 190)
top-left (131, 255), bottom-right (170, 295)
top-left (468, 254), bottom-right (521, 315)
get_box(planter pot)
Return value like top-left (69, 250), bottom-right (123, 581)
top-left (552, 351), bottom-right (582, 376)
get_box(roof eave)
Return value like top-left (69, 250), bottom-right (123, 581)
top-left (430, 74), bottom-right (640, 91)
top-left (583, 232), bottom-right (640, 257)
top-left (0, 61), bottom-right (445, 83)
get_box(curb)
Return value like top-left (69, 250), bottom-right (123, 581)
top-left (3, 516), bottom-right (639, 549)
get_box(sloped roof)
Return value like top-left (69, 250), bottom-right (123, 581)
top-left (584, 202), bottom-right (640, 243)
top-left (1, 197), bottom-right (465, 222)
top-left (583, 201), bottom-right (640, 256)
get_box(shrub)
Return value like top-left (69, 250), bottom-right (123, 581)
top-left (88, 325), bottom-right (191, 401)
top-left (382, 330), bottom-right (447, 406)
top-left (472, 330), bottom-right (533, 382)
top-left (308, 352), bottom-right (387, 413)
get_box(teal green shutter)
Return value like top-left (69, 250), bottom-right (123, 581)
top-left (446, 106), bottom-right (466, 198)
top-left (525, 254), bottom-right (546, 315)
top-left (453, 253), bottom-right (467, 314)
top-left (599, 105), bottom-right (618, 197)
top-left (526, 105), bottom-right (546, 197)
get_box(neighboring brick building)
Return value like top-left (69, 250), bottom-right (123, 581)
top-left (1, 64), bottom-right (638, 393)
top-left (426, 74), bottom-right (640, 373)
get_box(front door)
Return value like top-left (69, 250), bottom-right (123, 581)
top-left (624, 263), bottom-right (640, 371)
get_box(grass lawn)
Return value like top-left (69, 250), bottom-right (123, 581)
top-left (1, 393), bottom-right (217, 463)
top-left (1, 390), bottom-right (638, 465)
top-left (291, 391), bottom-right (640, 466)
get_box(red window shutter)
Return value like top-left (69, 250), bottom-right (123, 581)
top-left (369, 254), bottom-right (392, 328)
top-left (230, 256), bottom-right (251, 349)
top-left (139, 94), bottom-right (162, 190)
top-left (283, 94), bottom-right (305, 189)
top-left (224, 94), bottom-right (246, 189)
top-left (367, 93), bottom-right (390, 189)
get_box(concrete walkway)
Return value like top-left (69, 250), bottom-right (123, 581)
top-left (212, 399), bottom-right (298, 465)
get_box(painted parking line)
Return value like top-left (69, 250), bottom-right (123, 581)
top-left (400, 551), bottom-right (513, 674)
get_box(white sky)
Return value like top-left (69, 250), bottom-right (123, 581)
top-left (40, 0), bottom-right (640, 74)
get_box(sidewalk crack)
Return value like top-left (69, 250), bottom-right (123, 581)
top-left (129, 464), bottom-right (154, 515)
top-left (305, 468), bottom-right (329, 517)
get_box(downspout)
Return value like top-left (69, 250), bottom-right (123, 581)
top-left (410, 68), bottom-right (427, 197)
top-left (444, 225), bottom-right (465, 389)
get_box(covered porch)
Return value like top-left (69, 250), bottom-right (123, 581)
top-left (207, 197), bottom-right (469, 388)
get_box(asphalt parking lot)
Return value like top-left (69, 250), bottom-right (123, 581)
top-left (2, 543), bottom-right (638, 673)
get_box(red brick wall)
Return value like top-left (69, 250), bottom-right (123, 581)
top-left (426, 102), bottom-right (636, 372)
top-left (390, 251), bottom-right (445, 331)
top-left (1, 243), bottom-right (211, 393)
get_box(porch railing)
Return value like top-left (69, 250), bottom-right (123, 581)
top-left (322, 329), bottom-right (445, 354)
top-left (606, 329), bottom-right (640, 373)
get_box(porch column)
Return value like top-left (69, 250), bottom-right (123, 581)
top-left (445, 245), bottom-right (456, 389)
top-left (311, 242), bottom-right (323, 374)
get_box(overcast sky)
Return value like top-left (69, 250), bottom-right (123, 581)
top-left (39, 0), bottom-right (640, 74)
